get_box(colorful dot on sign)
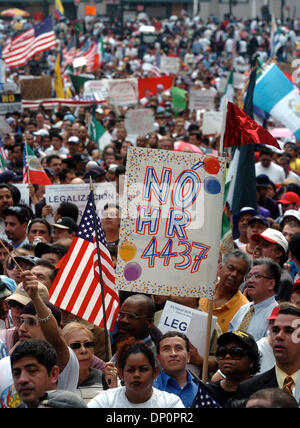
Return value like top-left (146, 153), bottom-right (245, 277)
top-left (124, 262), bottom-right (142, 281)
top-left (204, 177), bottom-right (221, 195)
top-left (119, 240), bottom-right (137, 262)
top-left (203, 156), bottom-right (221, 175)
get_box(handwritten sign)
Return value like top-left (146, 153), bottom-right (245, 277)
top-left (107, 78), bottom-right (138, 106)
top-left (124, 108), bottom-right (155, 136)
top-left (160, 56), bottom-right (180, 75)
top-left (45, 183), bottom-right (117, 224)
top-left (189, 89), bottom-right (216, 111)
top-left (115, 147), bottom-right (225, 298)
top-left (202, 111), bottom-right (223, 135)
top-left (84, 80), bottom-right (108, 101)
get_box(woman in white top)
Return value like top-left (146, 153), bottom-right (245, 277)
top-left (88, 338), bottom-right (184, 408)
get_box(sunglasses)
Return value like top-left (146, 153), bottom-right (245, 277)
top-left (69, 341), bottom-right (95, 350)
top-left (19, 317), bottom-right (38, 327)
top-left (216, 346), bottom-right (248, 360)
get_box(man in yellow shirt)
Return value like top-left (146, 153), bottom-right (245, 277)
top-left (199, 249), bottom-right (251, 333)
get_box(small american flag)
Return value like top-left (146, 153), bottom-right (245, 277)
top-left (49, 192), bottom-right (119, 331)
top-left (191, 382), bottom-right (222, 408)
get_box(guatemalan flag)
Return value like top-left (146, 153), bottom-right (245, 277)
top-left (253, 63), bottom-right (300, 142)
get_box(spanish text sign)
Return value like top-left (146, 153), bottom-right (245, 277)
top-left (115, 147), bottom-right (225, 298)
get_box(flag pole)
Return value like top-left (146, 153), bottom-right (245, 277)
top-left (201, 297), bottom-right (214, 384)
top-left (219, 97), bottom-right (228, 156)
top-left (89, 177), bottom-right (111, 362)
top-left (0, 239), bottom-right (24, 271)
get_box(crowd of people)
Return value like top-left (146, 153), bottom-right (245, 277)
top-left (0, 11), bottom-right (300, 409)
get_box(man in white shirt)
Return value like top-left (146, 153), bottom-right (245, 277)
top-left (255, 147), bottom-right (285, 184)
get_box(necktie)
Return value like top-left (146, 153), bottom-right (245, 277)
top-left (283, 376), bottom-right (295, 396)
top-left (238, 305), bottom-right (254, 332)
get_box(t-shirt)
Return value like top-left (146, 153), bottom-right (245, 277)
top-left (255, 162), bottom-right (285, 184)
top-left (0, 347), bottom-right (79, 408)
top-left (88, 386), bottom-right (185, 408)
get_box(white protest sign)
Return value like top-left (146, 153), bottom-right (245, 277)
top-left (124, 108), bottom-right (155, 136)
top-left (202, 111), bottom-right (223, 135)
top-left (189, 89), bottom-right (216, 111)
top-left (107, 78), bottom-right (138, 106)
top-left (158, 300), bottom-right (217, 374)
top-left (84, 80), bottom-right (108, 101)
top-left (45, 182), bottom-right (117, 224)
top-left (115, 146), bottom-right (225, 298)
top-left (73, 57), bottom-right (87, 69)
top-left (160, 56), bottom-right (180, 75)
top-left (14, 183), bottom-right (30, 207)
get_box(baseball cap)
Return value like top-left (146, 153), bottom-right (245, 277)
top-left (52, 217), bottom-right (78, 232)
top-left (3, 206), bottom-right (31, 223)
top-left (0, 171), bottom-right (22, 183)
top-left (13, 255), bottom-right (40, 269)
top-left (251, 228), bottom-right (289, 254)
top-left (39, 390), bottom-right (87, 408)
top-left (0, 280), bottom-right (12, 299)
top-left (33, 129), bottom-right (49, 137)
top-left (35, 242), bottom-right (68, 259)
top-left (266, 306), bottom-right (280, 320)
top-left (83, 167), bottom-right (106, 180)
top-left (68, 136), bottom-right (80, 144)
top-left (248, 215), bottom-right (270, 227)
top-left (217, 330), bottom-right (258, 353)
top-left (277, 192), bottom-right (300, 205)
top-left (280, 209), bottom-right (300, 225)
top-left (291, 279), bottom-right (300, 294)
top-left (6, 282), bottom-right (49, 306)
top-left (64, 114), bottom-right (75, 123)
top-left (256, 174), bottom-right (271, 187)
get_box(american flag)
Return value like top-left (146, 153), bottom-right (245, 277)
top-left (49, 192), bottom-right (120, 331)
top-left (3, 17), bottom-right (56, 68)
top-left (62, 40), bottom-right (99, 72)
top-left (191, 382), bottom-right (222, 408)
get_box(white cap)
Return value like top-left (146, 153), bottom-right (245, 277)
top-left (282, 209), bottom-right (300, 224)
top-left (252, 228), bottom-right (288, 254)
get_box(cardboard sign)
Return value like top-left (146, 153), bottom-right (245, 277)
top-left (107, 78), bottom-right (138, 106)
top-left (124, 108), bottom-right (155, 136)
top-left (45, 182), bottom-right (117, 224)
top-left (160, 56), bottom-right (180, 75)
top-left (115, 146), bottom-right (225, 298)
top-left (202, 111), bottom-right (223, 135)
top-left (189, 89), bottom-right (216, 111)
top-left (20, 76), bottom-right (52, 100)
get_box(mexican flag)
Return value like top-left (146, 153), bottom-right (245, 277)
top-left (89, 116), bottom-right (111, 151)
top-left (220, 69), bottom-right (234, 112)
top-left (23, 144), bottom-right (52, 185)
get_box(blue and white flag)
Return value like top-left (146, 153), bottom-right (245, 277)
top-left (253, 62), bottom-right (300, 141)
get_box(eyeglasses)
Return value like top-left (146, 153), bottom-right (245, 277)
top-left (118, 311), bottom-right (150, 321)
top-left (19, 317), bottom-right (38, 327)
top-left (246, 273), bottom-right (274, 281)
top-left (69, 341), bottom-right (95, 350)
top-left (216, 346), bottom-right (248, 360)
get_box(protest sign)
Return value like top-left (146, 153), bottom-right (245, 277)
top-left (45, 182), bottom-right (117, 224)
top-left (160, 56), bottom-right (180, 75)
top-left (107, 78), bottom-right (138, 106)
top-left (20, 76), bottom-right (52, 100)
top-left (0, 93), bottom-right (22, 115)
top-left (84, 80), bottom-right (108, 101)
top-left (202, 111), bottom-right (223, 135)
top-left (124, 108), bottom-right (155, 136)
top-left (115, 146), bottom-right (225, 298)
top-left (189, 89), bottom-right (216, 111)
top-left (158, 300), bottom-right (217, 375)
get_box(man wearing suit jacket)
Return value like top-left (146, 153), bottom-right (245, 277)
top-left (236, 302), bottom-right (300, 403)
